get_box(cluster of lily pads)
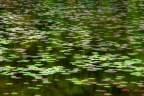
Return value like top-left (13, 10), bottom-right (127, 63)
top-left (0, 0), bottom-right (144, 96)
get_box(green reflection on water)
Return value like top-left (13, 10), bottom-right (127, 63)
top-left (0, 0), bottom-right (144, 96)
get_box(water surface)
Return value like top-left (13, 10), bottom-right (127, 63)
top-left (0, 0), bottom-right (144, 96)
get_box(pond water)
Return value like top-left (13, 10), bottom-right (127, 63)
top-left (0, 0), bottom-right (144, 96)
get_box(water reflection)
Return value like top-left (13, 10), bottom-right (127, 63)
top-left (0, 0), bottom-right (144, 96)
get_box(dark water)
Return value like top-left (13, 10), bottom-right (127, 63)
top-left (0, 0), bottom-right (144, 96)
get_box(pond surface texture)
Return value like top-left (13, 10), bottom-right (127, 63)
top-left (0, 0), bottom-right (144, 96)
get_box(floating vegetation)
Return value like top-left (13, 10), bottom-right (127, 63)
top-left (0, 0), bottom-right (144, 96)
